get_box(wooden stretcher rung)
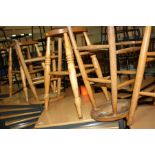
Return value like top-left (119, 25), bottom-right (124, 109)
top-left (80, 51), bottom-right (91, 56)
top-left (87, 78), bottom-right (111, 83)
top-left (77, 45), bottom-right (109, 51)
top-left (116, 47), bottom-right (140, 54)
top-left (117, 79), bottom-right (135, 89)
top-left (77, 68), bottom-right (95, 77)
top-left (50, 71), bottom-right (69, 76)
top-left (139, 91), bottom-right (155, 97)
top-left (115, 40), bottom-right (142, 46)
top-left (29, 68), bottom-right (43, 74)
top-left (25, 55), bottom-right (58, 63)
top-left (147, 52), bottom-right (155, 56)
top-left (117, 70), bottom-right (136, 75)
top-left (33, 78), bottom-right (58, 85)
top-left (19, 40), bottom-right (38, 46)
top-left (12, 70), bottom-right (20, 73)
top-left (146, 58), bottom-right (155, 62)
top-left (75, 64), bottom-right (94, 69)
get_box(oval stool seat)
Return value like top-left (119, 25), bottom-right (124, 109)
top-left (91, 99), bottom-right (130, 122)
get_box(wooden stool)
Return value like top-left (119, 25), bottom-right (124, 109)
top-left (14, 40), bottom-right (59, 103)
top-left (128, 26), bottom-right (155, 125)
top-left (67, 26), bottom-right (142, 122)
top-left (45, 28), bottom-right (89, 118)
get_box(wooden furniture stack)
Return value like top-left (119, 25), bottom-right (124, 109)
top-left (67, 26), bottom-right (142, 122)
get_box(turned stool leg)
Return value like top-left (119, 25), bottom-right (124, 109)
top-left (64, 33), bottom-right (82, 118)
top-left (91, 55), bottom-right (110, 101)
top-left (108, 26), bottom-right (118, 114)
top-left (67, 26), bottom-right (97, 110)
top-left (44, 37), bottom-right (51, 110)
top-left (8, 47), bottom-right (13, 96)
top-left (20, 64), bottom-right (29, 103)
top-left (128, 26), bottom-right (152, 125)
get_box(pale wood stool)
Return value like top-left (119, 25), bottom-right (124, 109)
top-left (68, 26), bottom-right (142, 122)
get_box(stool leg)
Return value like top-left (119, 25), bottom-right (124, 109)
top-left (8, 47), bottom-right (13, 96)
top-left (57, 38), bottom-right (62, 96)
top-left (91, 55), bottom-right (110, 101)
top-left (20, 65), bottom-right (29, 103)
top-left (15, 41), bottom-right (39, 103)
top-left (108, 26), bottom-right (118, 114)
top-left (64, 33), bottom-right (82, 118)
top-left (128, 26), bottom-right (152, 125)
top-left (44, 37), bottom-right (51, 110)
top-left (67, 26), bottom-right (97, 110)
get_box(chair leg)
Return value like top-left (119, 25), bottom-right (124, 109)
top-left (64, 33), bottom-right (82, 118)
top-left (91, 55), bottom-right (110, 101)
top-left (8, 48), bottom-right (13, 96)
top-left (128, 26), bottom-right (152, 125)
top-left (44, 37), bottom-right (51, 110)
top-left (108, 26), bottom-right (118, 114)
top-left (67, 26), bottom-right (97, 110)
top-left (15, 41), bottom-right (39, 103)
top-left (20, 65), bottom-right (29, 103)
top-left (57, 38), bottom-right (62, 96)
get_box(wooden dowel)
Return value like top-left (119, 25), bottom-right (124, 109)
top-left (116, 47), bottom-right (140, 55)
top-left (19, 40), bottom-right (38, 46)
top-left (51, 40), bottom-right (57, 93)
top-left (67, 26), bottom-right (97, 109)
top-left (117, 79), bottom-right (135, 89)
top-left (80, 51), bottom-right (90, 56)
top-left (91, 55), bottom-right (110, 101)
top-left (25, 55), bottom-right (57, 63)
top-left (77, 45), bottom-right (109, 51)
top-left (26, 47), bottom-right (35, 78)
top-left (117, 70), bottom-right (136, 75)
top-left (8, 47), bottom-right (13, 96)
top-left (83, 32), bottom-right (91, 45)
top-left (34, 44), bottom-right (45, 68)
top-left (128, 26), bottom-right (152, 125)
top-left (115, 40), bottom-right (142, 46)
top-left (147, 52), bottom-right (155, 56)
top-left (139, 91), bottom-right (155, 97)
top-left (75, 64), bottom-right (94, 69)
top-left (64, 32), bottom-right (82, 118)
top-left (57, 38), bottom-right (62, 96)
top-left (87, 78), bottom-right (111, 83)
top-left (146, 58), bottom-right (155, 62)
top-left (108, 26), bottom-right (118, 114)
top-left (44, 37), bottom-right (51, 110)
top-left (20, 64), bottom-right (29, 103)
top-left (76, 68), bottom-right (95, 77)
